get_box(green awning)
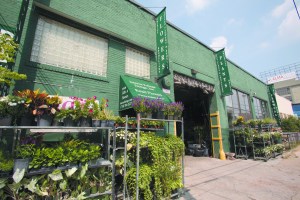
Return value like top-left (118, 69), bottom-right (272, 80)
top-left (119, 75), bottom-right (171, 111)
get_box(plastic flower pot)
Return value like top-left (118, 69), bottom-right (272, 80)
top-left (167, 115), bottom-right (174, 120)
top-left (64, 117), bottom-right (76, 127)
top-left (77, 117), bottom-right (92, 127)
top-left (18, 113), bottom-right (33, 126)
top-left (153, 111), bottom-right (164, 119)
top-left (0, 116), bottom-right (12, 126)
top-left (37, 114), bottom-right (53, 126)
top-left (13, 158), bottom-right (30, 173)
top-left (92, 119), bottom-right (101, 127)
top-left (140, 112), bottom-right (152, 119)
top-left (106, 120), bottom-right (115, 128)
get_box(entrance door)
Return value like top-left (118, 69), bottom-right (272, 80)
top-left (174, 84), bottom-right (213, 156)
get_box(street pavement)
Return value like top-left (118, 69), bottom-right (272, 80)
top-left (179, 146), bottom-right (300, 200)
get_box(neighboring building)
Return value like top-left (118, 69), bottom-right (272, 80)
top-left (260, 63), bottom-right (300, 116)
top-left (275, 94), bottom-right (294, 119)
top-left (0, 0), bottom-right (273, 156)
top-left (293, 104), bottom-right (300, 118)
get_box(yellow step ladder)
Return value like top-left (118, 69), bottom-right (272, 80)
top-left (210, 111), bottom-right (226, 160)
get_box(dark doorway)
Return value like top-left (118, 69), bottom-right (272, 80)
top-left (174, 83), bottom-right (213, 156)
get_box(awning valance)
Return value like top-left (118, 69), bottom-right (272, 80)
top-left (119, 75), bottom-right (171, 111)
top-left (174, 73), bottom-right (215, 94)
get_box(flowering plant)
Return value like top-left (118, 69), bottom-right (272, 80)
top-left (55, 97), bottom-right (77, 120)
top-left (96, 98), bottom-right (116, 120)
top-left (74, 96), bottom-right (100, 119)
top-left (132, 97), bottom-right (152, 114)
top-left (150, 98), bottom-right (165, 112)
top-left (163, 102), bottom-right (184, 117)
top-left (0, 95), bottom-right (26, 123)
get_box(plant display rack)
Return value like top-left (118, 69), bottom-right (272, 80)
top-left (252, 124), bottom-right (281, 162)
top-left (114, 115), bottom-right (185, 199)
top-left (135, 114), bottom-right (185, 200)
top-left (0, 126), bottom-right (117, 199)
top-left (233, 126), bottom-right (250, 160)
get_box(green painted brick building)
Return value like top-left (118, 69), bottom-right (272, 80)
top-left (0, 0), bottom-right (272, 157)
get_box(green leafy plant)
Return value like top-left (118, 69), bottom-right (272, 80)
top-left (0, 150), bottom-right (14, 172)
top-left (280, 116), bottom-right (300, 132)
top-left (16, 144), bottom-right (35, 159)
top-left (262, 118), bottom-right (277, 125)
top-left (126, 132), bottom-right (184, 199)
top-left (0, 34), bottom-right (27, 86)
top-left (29, 140), bottom-right (101, 169)
top-left (232, 116), bottom-right (244, 126)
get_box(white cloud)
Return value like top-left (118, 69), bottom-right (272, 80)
top-left (227, 18), bottom-right (243, 26)
top-left (278, 10), bottom-right (300, 41)
top-left (259, 42), bottom-right (270, 49)
top-left (272, 0), bottom-right (293, 18)
top-left (210, 36), bottom-right (234, 56)
top-left (185, 0), bottom-right (212, 15)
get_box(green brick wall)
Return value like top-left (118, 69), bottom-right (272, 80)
top-left (0, 0), bottom-right (22, 33)
top-left (2, 0), bottom-right (271, 152)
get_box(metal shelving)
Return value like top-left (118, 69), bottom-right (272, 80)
top-left (233, 126), bottom-right (249, 160)
top-left (0, 126), bottom-right (116, 199)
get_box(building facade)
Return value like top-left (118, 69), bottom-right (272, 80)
top-left (260, 63), bottom-right (300, 117)
top-left (0, 0), bottom-right (273, 156)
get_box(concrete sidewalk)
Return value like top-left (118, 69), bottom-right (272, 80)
top-left (180, 146), bottom-right (300, 200)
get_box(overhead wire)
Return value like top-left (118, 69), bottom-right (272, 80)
top-left (293, 0), bottom-right (300, 20)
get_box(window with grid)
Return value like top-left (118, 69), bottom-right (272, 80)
top-left (276, 87), bottom-right (290, 96)
top-left (125, 47), bottom-right (150, 79)
top-left (30, 16), bottom-right (108, 77)
top-left (253, 97), bottom-right (269, 119)
top-left (225, 89), bottom-right (252, 126)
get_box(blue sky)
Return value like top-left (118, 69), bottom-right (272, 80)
top-left (134, 0), bottom-right (300, 79)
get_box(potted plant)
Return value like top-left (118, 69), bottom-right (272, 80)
top-left (14, 144), bottom-right (35, 173)
top-left (163, 102), bottom-right (184, 120)
top-left (115, 116), bottom-right (126, 127)
top-left (173, 101), bottom-right (184, 119)
top-left (38, 95), bottom-right (62, 126)
top-left (150, 98), bottom-right (165, 119)
top-left (132, 97), bottom-right (152, 118)
top-left (232, 116), bottom-right (245, 127)
top-left (74, 96), bottom-right (99, 127)
top-left (0, 96), bottom-right (12, 126)
top-left (0, 150), bottom-right (14, 176)
top-left (55, 97), bottom-right (78, 127)
top-left (14, 89), bottom-right (50, 126)
top-left (92, 98), bottom-right (116, 127)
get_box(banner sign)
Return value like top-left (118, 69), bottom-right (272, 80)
top-left (267, 71), bottom-right (297, 84)
top-left (215, 49), bottom-right (232, 96)
top-left (268, 84), bottom-right (281, 125)
top-left (119, 76), bottom-right (171, 111)
top-left (156, 8), bottom-right (170, 78)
